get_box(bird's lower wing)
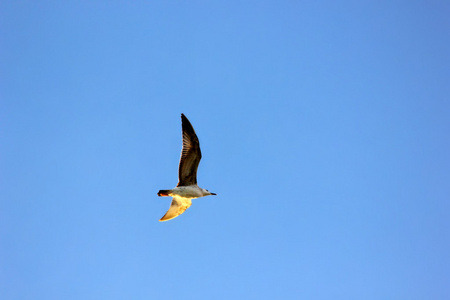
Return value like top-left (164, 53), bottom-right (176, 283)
top-left (159, 196), bottom-right (192, 222)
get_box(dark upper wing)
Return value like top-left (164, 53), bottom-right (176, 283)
top-left (177, 114), bottom-right (202, 186)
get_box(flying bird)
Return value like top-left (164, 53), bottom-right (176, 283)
top-left (157, 113), bottom-right (216, 221)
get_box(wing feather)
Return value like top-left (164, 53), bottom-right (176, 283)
top-left (177, 114), bottom-right (202, 186)
top-left (159, 196), bottom-right (192, 221)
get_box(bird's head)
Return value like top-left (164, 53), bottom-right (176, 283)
top-left (202, 189), bottom-right (216, 196)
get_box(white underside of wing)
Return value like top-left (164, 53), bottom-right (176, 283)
top-left (159, 196), bottom-right (192, 222)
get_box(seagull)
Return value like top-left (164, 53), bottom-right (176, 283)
top-left (157, 113), bottom-right (216, 221)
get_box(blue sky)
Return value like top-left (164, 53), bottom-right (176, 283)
top-left (1, 1), bottom-right (449, 299)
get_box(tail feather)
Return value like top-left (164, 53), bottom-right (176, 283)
top-left (157, 190), bottom-right (170, 197)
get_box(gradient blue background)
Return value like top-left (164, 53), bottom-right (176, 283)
top-left (1, 1), bottom-right (449, 299)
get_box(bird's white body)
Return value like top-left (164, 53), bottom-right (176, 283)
top-left (167, 185), bottom-right (208, 198)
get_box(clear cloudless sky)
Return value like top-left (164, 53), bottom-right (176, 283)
top-left (1, 1), bottom-right (449, 299)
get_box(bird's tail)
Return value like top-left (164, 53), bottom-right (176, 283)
top-left (157, 190), bottom-right (171, 197)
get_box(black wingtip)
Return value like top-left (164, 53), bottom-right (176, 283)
top-left (181, 114), bottom-right (196, 133)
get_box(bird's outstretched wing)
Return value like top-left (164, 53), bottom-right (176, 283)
top-left (159, 196), bottom-right (192, 222)
top-left (177, 114), bottom-right (202, 186)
